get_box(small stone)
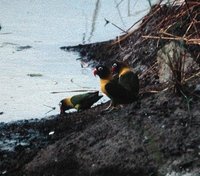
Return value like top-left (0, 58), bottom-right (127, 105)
top-left (194, 84), bottom-right (200, 93)
top-left (49, 131), bottom-right (55, 135)
top-left (16, 45), bottom-right (32, 51)
top-left (2, 170), bottom-right (7, 175)
top-left (186, 148), bottom-right (194, 153)
top-left (157, 41), bottom-right (199, 83)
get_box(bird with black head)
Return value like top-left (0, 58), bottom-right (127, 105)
top-left (60, 91), bottom-right (102, 115)
top-left (112, 61), bottom-right (139, 101)
top-left (93, 64), bottom-right (134, 112)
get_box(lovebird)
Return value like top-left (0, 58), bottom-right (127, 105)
top-left (112, 61), bottom-right (139, 100)
top-left (93, 65), bottom-right (134, 111)
top-left (59, 91), bottom-right (103, 114)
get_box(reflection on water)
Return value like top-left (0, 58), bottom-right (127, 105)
top-left (114, 0), bottom-right (126, 26)
top-left (80, 0), bottom-right (159, 43)
top-left (88, 0), bottom-right (100, 43)
top-left (0, 0), bottom-right (159, 122)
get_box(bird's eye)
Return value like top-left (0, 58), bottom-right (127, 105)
top-left (98, 67), bottom-right (103, 71)
top-left (113, 63), bottom-right (117, 67)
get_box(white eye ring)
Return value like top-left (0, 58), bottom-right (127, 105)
top-left (113, 63), bottom-right (117, 67)
top-left (98, 67), bottom-right (103, 71)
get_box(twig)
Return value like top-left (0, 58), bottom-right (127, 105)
top-left (116, 35), bottom-right (126, 51)
top-left (70, 78), bottom-right (93, 89)
top-left (51, 89), bottom-right (98, 94)
top-left (160, 31), bottom-right (181, 38)
top-left (139, 61), bottom-right (158, 79)
top-left (184, 70), bottom-right (200, 82)
top-left (147, 0), bottom-right (152, 8)
top-left (184, 0), bottom-right (200, 37)
top-left (126, 18), bottom-right (143, 32)
top-left (115, 0), bottom-right (125, 7)
top-left (114, 0), bottom-right (125, 26)
top-left (128, 0), bottom-right (130, 16)
top-left (179, 90), bottom-right (193, 125)
top-left (44, 104), bottom-right (56, 114)
top-left (104, 18), bottom-right (128, 34)
top-left (88, 0), bottom-right (100, 42)
top-left (143, 35), bottom-right (184, 40)
top-left (114, 5), bottom-right (162, 43)
top-left (183, 21), bottom-right (193, 38)
top-left (142, 35), bottom-right (200, 45)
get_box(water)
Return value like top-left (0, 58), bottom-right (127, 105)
top-left (0, 0), bottom-right (159, 122)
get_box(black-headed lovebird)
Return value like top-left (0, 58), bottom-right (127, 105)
top-left (59, 91), bottom-right (102, 115)
top-left (93, 65), bottom-right (134, 110)
top-left (112, 61), bottom-right (139, 100)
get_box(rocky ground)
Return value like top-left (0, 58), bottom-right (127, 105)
top-left (1, 2), bottom-right (200, 176)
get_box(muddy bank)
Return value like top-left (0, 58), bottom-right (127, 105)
top-left (25, 92), bottom-right (200, 176)
top-left (1, 2), bottom-right (200, 176)
top-left (0, 105), bottom-right (104, 175)
top-left (1, 91), bottom-right (200, 176)
top-left (61, 2), bottom-right (200, 92)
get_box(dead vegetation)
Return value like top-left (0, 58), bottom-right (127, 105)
top-left (112, 0), bottom-right (200, 97)
top-left (119, 0), bottom-right (200, 45)
top-left (63, 1), bottom-right (200, 97)
top-left (1, 1), bottom-right (200, 176)
top-left (62, 0), bottom-right (200, 122)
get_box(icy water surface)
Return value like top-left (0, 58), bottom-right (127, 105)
top-left (0, 0), bottom-right (158, 122)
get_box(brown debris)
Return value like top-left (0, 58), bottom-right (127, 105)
top-left (62, 0), bottom-right (200, 94)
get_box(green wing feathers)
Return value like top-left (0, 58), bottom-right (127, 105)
top-left (70, 91), bottom-right (103, 110)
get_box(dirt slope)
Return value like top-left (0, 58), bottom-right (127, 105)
top-left (1, 2), bottom-right (200, 176)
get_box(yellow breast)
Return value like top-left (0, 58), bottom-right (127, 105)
top-left (119, 67), bottom-right (131, 76)
top-left (100, 79), bottom-right (110, 96)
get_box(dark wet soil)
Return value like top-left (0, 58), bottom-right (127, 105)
top-left (1, 3), bottom-right (200, 176)
top-left (1, 91), bottom-right (200, 176)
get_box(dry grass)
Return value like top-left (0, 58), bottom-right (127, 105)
top-left (124, 0), bottom-right (200, 45)
top-left (131, 0), bottom-right (200, 94)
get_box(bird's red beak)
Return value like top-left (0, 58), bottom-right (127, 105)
top-left (93, 69), bottom-right (97, 76)
top-left (111, 66), bottom-right (116, 74)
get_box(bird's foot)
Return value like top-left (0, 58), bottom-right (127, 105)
top-left (101, 106), bottom-right (118, 114)
top-left (101, 102), bottom-right (112, 113)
